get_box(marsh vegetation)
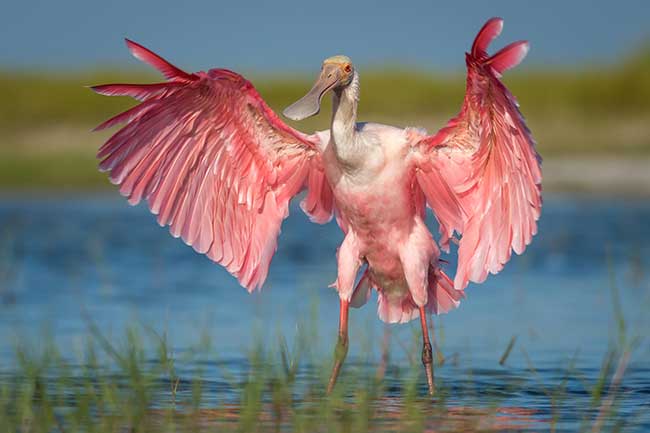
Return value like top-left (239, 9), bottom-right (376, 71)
top-left (0, 47), bottom-right (649, 190)
top-left (0, 197), bottom-right (648, 432)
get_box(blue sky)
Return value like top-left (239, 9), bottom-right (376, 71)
top-left (2, 0), bottom-right (649, 73)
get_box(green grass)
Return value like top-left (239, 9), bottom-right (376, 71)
top-left (0, 278), bottom-right (642, 433)
top-left (0, 47), bottom-right (649, 189)
top-left (0, 149), bottom-right (109, 191)
top-left (0, 250), bottom-right (644, 432)
top-left (0, 327), bottom-right (638, 433)
top-left (2, 47), bottom-right (650, 131)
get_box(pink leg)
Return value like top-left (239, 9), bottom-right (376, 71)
top-left (399, 218), bottom-right (438, 394)
top-left (327, 298), bottom-right (350, 394)
top-left (326, 232), bottom-right (361, 394)
top-left (419, 306), bottom-right (435, 395)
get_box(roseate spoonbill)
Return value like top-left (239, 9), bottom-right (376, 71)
top-left (91, 17), bottom-right (542, 395)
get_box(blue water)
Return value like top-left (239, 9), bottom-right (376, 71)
top-left (0, 194), bottom-right (649, 431)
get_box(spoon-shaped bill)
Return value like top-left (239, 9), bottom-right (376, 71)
top-left (283, 64), bottom-right (341, 121)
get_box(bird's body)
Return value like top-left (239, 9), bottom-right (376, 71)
top-left (318, 121), bottom-right (457, 323)
top-left (91, 18), bottom-right (542, 394)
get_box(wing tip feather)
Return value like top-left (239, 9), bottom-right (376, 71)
top-left (471, 17), bottom-right (504, 57)
top-left (487, 40), bottom-right (529, 73)
top-left (470, 18), bottom-right (529, 74)
top-left (123, 38), bottom-right (196, 82)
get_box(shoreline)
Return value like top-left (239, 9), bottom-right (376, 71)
top-left (0, 157), bottom-right (648, 198)
top-left (541, 157), bottom-right (650, 196)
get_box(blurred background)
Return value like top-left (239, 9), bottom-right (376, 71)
top-left (1, 0), bottom-right (649, 193)
top-left (0, 1), bottom-right (649, 430)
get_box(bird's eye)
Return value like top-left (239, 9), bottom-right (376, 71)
top-left (344, 64), bottom-right (352, 73)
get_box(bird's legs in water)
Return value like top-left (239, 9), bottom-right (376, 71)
top-left (326, 299), bottom-right (349, 394)
top-left (419, 306), bottom-right (435, 395)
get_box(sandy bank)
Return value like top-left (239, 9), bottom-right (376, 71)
top-left (543, 157), bottom-right (650, 195)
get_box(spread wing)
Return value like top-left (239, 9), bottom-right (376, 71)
top-left (91, 39), bottom-right (334, 291)
top-left (412, 18), bottom-right (542, 291)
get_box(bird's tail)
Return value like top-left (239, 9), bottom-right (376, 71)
top-left (366, 267), bottom-right (465, 324)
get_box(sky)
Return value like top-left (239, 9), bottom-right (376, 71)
top-left (2, 0), bottom-right (649, 74)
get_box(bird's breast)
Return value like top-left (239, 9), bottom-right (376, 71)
top-left (330, 155), bottom-right (416, 246)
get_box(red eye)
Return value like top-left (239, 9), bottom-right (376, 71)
top-left (344, 64), bottom-right (352, 73)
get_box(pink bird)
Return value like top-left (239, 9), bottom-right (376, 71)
top-left (91, 17), bottom-right (542, 395)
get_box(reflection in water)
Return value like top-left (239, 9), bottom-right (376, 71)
top-left (148, 403), bottom-right (542, 432)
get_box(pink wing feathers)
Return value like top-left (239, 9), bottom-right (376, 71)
top-left (92, 40), bottom-right (333, 291)
top-left (414, 18), bottom-right (542, 291)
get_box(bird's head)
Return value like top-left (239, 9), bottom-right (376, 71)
top-left (283, 55), bottom-right (355, 121)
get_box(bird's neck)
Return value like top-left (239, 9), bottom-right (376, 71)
top-left (330, 72), bottom-right (360, 164)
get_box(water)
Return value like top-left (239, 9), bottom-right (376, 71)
top-left (0, 194), bottom-right (649, 431)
